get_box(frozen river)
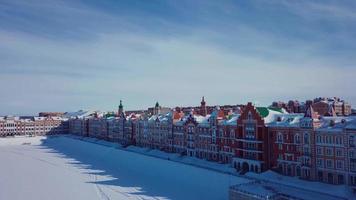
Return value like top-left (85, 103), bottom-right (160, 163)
top-left (0, 136), bottom-right (249, 200)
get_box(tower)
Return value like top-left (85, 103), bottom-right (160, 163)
top-left (118, 100), bottom-right (124, 116)
top-left (154, 101), bottom-right (160, 115)
top-left (200, 96), bottom-right (207, 116)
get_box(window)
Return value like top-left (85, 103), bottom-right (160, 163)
top-left (304, 133), bottom-right (309, 144)
top-left (278, 154), bottom-right (283, 160)
top-left (248, 111), bottom-right (253, 120)
top-left (336, 137), bottom-right (342, 145)
top-left (326, 160), bottom-right (333, 168)
top-left (277, 133), bottom-right (283, 143)
top-left (317, 147), bottom-right (323, 155)
top-left (317, 159), bottom-right (323, 167)
top-left (350, 136), bottom-right (355, 147)
top-left (336, 149), bottom-right (343, 157)
top-left (295, 134), bottom-right (300, 144)
top-left (245, 123), bottom-right (255, 139)
top-left (304, 147), bottom-right (310, 155)
top-left (278, 144), bottom-right (283, 150)
top-left (230, 129), bottom-right (235, 138)
top-left (219, 129), bottom-right (223, 137)
top-left (351, 159), bottom-right (356, 172)
top-left (336, 161), bottom-right (343, 169)
top-left (326, 148), bottom-right (333, 156)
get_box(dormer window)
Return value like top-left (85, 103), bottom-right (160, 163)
top-left (329, 120), bottom-right (335, 127)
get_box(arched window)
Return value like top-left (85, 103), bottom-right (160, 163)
top-left (277, 132), bottom-right (283, 143)
top-left (304, 133), bottom-right (309, 144)
top-left (295, 134), bottom-right (300, 144)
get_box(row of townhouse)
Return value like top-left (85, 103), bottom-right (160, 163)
top-left (0, 115), bottom-right (68, 136)
top-left (269, 106), bottom-right (356, 190)
top-left (67, 100), bottom-right (356, 192)
top-left (68, 101), bottom-right (136, 146)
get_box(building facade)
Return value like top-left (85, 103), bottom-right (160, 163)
top-left (0, 116), bottom-right (68, 137)
top-left (66, 99), bottom-right (356, 191)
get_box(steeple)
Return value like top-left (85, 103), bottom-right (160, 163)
top-left (201, 96), bottom-right (206, 106)
top-left (118, 100), bottom-right (124, 116)
top-left (200, 96), bottom-right (207, 116)
top-left (154, 101), bottom-right (160, 115)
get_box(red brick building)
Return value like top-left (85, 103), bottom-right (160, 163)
top-left (233, 102), bottom-right (271, 173)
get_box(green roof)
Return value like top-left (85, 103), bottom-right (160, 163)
top-left (256, 107), bottom-right (283, 118)
top-left (256, 107), bottom-right (269, 118)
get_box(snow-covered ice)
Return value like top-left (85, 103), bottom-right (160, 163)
top-left (0, 136), bottom-right (250, 200)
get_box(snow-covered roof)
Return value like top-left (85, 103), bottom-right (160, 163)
top-left (196, 115), bottom-right (211, 127)
top-left (0, 116), bottom-right (66, 122)
top-left (267, 113), bottom-right (304, 128)
top-left (316, 116), bottom-right (350, 132)
top-left (256, 107), bottom-right (287, 123)
top-left (148, 112), bottom-right (173, 124)
top-left (64, 110), bottom-right (97, 119)
top-left (219, 114), bottom-right (240, 126)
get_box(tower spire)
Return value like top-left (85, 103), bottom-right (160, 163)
top-left (154, 101), bottom-right (160, 115)
top-left (200, 96), bottom-right (207, 116)
top-left (118, 100), bottom-right (124, 116)
top-left (201, 96), bottom-right (206, 105)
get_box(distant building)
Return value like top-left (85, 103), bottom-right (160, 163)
top-left (0, 115), bottom-right (68, 137)
top-left (271, 97), bottom-right (352, 116)
top-left (312, 97), bottom-right (352, 116)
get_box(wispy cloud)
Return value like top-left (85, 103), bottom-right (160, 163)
top-left (276, 0), bottom-right (356, 21)
top-left (0, 0), bottom-right (355, 115)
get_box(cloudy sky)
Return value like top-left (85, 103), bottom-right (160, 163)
top-left (1, 0), bottom-right (356, 115)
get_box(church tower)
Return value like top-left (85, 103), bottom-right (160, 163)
top-left (200, 96), bottom-right (207, 116)
top-left (118, 100), bottom-right (124, 117)
top-left (154, 101), bottom-right (160, 115)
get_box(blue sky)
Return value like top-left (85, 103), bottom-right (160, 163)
top-left (1, 0), bottom-right (356, 115)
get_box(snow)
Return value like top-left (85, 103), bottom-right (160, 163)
top-left (219, 114), bottom-right (240, 126)
top-left (267, 113), bottom-right (304, 127)
top-left (63, 110), bottom-right (96, 118)
top-left (1, 136), bottom-right (353, 200)
top-left (0, 136), bottom-right (249, 200)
